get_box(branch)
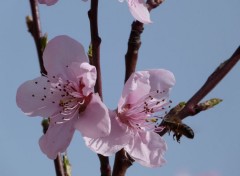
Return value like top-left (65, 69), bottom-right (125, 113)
top-left (158, 46), bottom-right (240, 137)
top-left (28, 1), bottom-right (65, 176)
top-left (88, 1), bottom-right (111, 175)
top-left (124, 0), bottom-right (164, 82)
top-left (124, 21), bottom-right (144, 82)
top-left (112, 149), bottom-right (134, 176)
top-left (114, 1), bottom-right (164, 175)
top-left (178, 46), bottom-right (240, 119)
top-left (28, 0), bottom-right (47, 75)
top-left (88, 0), bottom-right (103, 98)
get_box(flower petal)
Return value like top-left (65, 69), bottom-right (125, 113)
top-left (128, 0), bottom-right (152, 24)
top-left (43, 35), bottom-right (88, 81)
top-left (69, 62), bottom-right (96, 96)
top-left (125, 131), bottom-right (167, 167)
top-left (16, 76), bottom-right (62, 117)
top-left (118, 71), bottom-right (150, 110)
top-left (148, 69), bottom-right (176, 93)
top-left (84, 111), bottom-right (131, 156)
top-left (74, 94), bottom-right (111, 138)
top-left (38, 0), bottom-right (58, 5)
top-left (39, 117), bottom-right (75, 159)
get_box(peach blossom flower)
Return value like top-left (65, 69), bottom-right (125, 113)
top-left (16, 35), bottom-right (110, 159)
top-left (85, 69), bottom-right (175, 167)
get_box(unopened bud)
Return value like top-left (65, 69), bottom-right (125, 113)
top-left (198, 98), bottom-right (223, 111)
top-left (41, 34), bottom-right (48, 52)
top-left (63, 153), bottom-right (72, 176)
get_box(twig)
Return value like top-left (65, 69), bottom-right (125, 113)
top-left (158, 46), bottom-right (240, 137)
top-left (28, 1), bottom-right (65, 176)
top-left (112, 149), bottom-right (134, 176)
top-left (29, 0), bottom-right (47, 75)
top-left (88, 0), bottom-right (103, 98)
top-left (88, 1), bottom-right (111, 175)
top-left (178, 46), bottom-right (240, 119)
top-left (98, 154), bottom-right (111, 176)
top-left (124, 0), bottom-right (164, 82)
top-left (124, 21), bottom-right (144, 82)
top-left (114, 1), bottom-right (164, 175)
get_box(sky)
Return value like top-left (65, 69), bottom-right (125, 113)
top-left (0, 0), bottom-right (240, 176)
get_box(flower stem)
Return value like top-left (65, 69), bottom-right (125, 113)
top-left (88, 1), bottom-right (111, 175)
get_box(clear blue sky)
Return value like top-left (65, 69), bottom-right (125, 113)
top-left (0, 0), bottom-right (240, 176)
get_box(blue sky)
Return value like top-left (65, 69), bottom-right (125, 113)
top-left (0, 0), bottom-right (240, 176)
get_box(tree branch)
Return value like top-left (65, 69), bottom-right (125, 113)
top-left (112, 149), bottom-right (134, 176)
top-left (88, 0), bottom-right (103, 98)
top-left (28, 0), bottom-right (47, 75)
top-left (114, 1), bottom-right (164, 175)
top-left (178, 46), bottom-right (240, 119)
top-left (158, 46), bottom-right (240, 137)
top-left (28, 1), bottom-right (65, 176)
top-left (88, 1), bottom-right (111, 175)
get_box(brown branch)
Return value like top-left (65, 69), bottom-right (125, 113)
top-left (88, 1), bottom-right (111, 175)
top-left (124, 0), bottom-right (163, 82)
top-left (98, 154), bottom-right (111, 176)
top-left (28, 1), bottom-right (65, 176)
top-left (158, 46), bottom-right (240, 137)
top-left (114, 1), bottom-right (164, 175)
top-left (178, 46), bottom-right (240, 119)
top-left (88, 0), bottom-right (103, 98)
top-left (112, 149), bottom-right (134, 176)
top-left (28, 0), bottom-right (47, 75)
top-left (124, 21), bottom-right (144, 82)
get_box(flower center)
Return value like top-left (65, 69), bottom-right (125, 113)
top-left (118, 90), bottom-right (171, 132)
top-left (52, 77), bottom-right (90, 124)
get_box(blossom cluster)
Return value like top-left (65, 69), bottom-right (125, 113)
top-left (16, 35), bottom-right (175, 167)
top-left (16, 0), bottom-right (175, 168)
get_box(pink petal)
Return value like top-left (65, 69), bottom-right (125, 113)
top-left (148, 69), bottom-right (176, 93)
top-left (38, 0), bottom-right (58, 5)
top-left (43, 35), bottom-right (88, 81)
top-left (74, 94), bottom-right (111, 138)
top-left (84, 111), bottom-right (131, 156)
top-left (125, 131), bottom-right (167, 167)
top-left (39, 117), bottom-right (75, 159)
top-left (69, 62), bottom-right (96, 96)
top-left (16, 76), bottom-right (62, 117)
top-left (118, 71), bottom-right (151, 110)
top-left (128, 0), bottom-right (152, 24)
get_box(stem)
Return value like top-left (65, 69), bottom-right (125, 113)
top-left (112, 149), bottom-right (134, 176)
top-left (28, 1), bottom-right (65, 176)
top-left (88, 1), bottom-right (111, 175)
top-left (29, 0), bottom-right (47, 75)
top-left (98, 154), bottom-right (111, 176)
top-left (178, 46), bottom-right (240, 119)
top-left (88, 0), bottom-right (103, 98)
top-left (124, 0), bottom-right (163, 82)
top-left (54, 155), bottom-right (65, 176)
top-left (113, 1), bottom-right (165, 175)
top-left (124, 21), bottom-right (144, 82)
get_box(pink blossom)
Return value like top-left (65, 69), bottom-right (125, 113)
top-left (38, 0), bottom-right (59, 6)
top-left (120, 0), bottom-right (152, 24)
top-left (16, 35), bottom-right (110, 159)
top-left (84, 69), bottom-right (175, 167)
